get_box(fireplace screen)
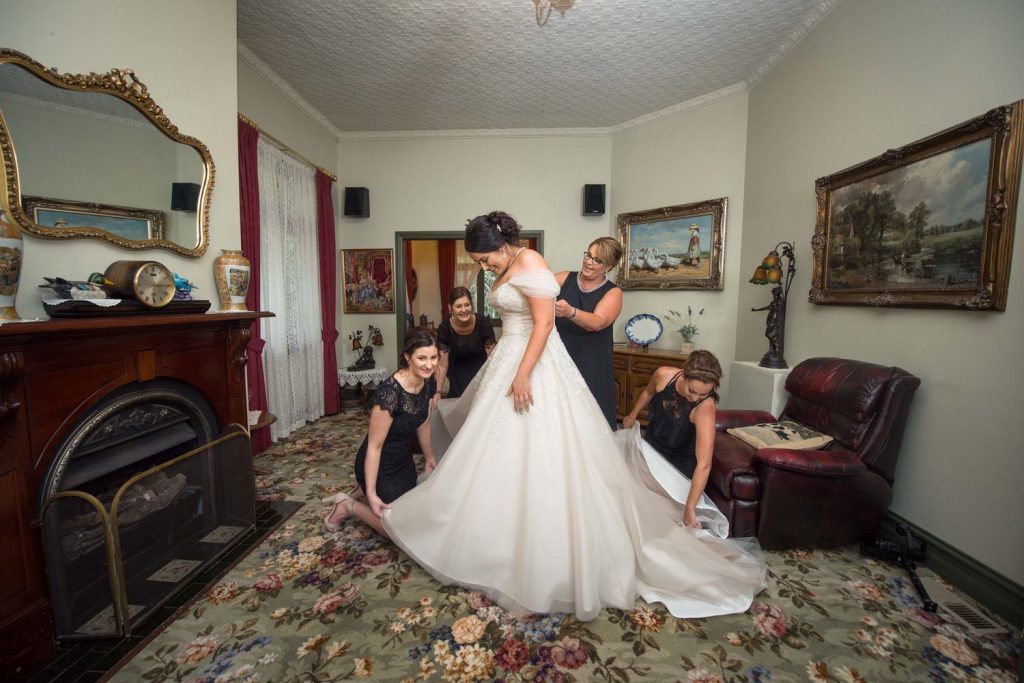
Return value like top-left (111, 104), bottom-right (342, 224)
top-left (41, 427), bottom-right (255, 639)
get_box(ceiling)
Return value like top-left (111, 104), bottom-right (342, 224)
top-left (237, 0), bottom-right (840, 137)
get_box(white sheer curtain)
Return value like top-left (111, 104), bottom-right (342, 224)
top-left (257, 139), bottom-right (324, 440)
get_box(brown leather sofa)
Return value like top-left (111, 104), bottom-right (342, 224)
top-left (707, 357), bottom-right (921, 550)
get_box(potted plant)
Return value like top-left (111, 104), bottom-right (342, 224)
top-left (664, 306), bottom-right (704, 354)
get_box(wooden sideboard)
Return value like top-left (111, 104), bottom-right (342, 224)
top-left (0, 312), bottom-right (269, 676)
top-left (613, 345), bottom-right (690, 424)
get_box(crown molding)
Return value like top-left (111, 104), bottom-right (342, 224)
top-left (336, 126), bottom-right (613, 141)
top-left (745, 0), bottom-right (843, 89)
top-left (237, 42), bottom-right (343, 138)
top-left (4, 91), bottom-right (150, 130)
top-left (609, 82), bottom-right (750, 134)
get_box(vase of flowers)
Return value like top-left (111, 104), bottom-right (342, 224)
top-left (664, 306), bottom-right (704, 354)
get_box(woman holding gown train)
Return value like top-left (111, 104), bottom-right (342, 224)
top-left (620, 350), bottom-right (731, 538)
top-left (383, 210), bottom-right (765, 621)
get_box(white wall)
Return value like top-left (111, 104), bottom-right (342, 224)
top-left (1, 0), bottom-right (239, 319)
top-left (237, 58), bottom-right (338, 175)
top-left (611, 94), bottom-right (750, 403)
top-left (336, 134), bottom-right (613, 365)
top-left (741, 0), bottom-right (1024, 582)
top-left (410, 239), bottom-right (441, 323)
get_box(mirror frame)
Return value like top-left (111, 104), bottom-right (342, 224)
top-left (0, 48), bottom-right (214, 258)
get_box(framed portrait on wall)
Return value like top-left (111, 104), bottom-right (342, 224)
top-left (616, 197), bottom-right (727, 290)
top-left (341, 248), bottom-right (395, 313)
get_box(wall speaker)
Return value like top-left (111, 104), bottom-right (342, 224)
top-left (171, 182), bottom-right (201, 212)
top-left (344, 187), bottom-right (370, 217)
top-left (583, 184), bottom-right (605, 215)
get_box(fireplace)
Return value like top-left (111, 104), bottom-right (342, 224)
top-left (39, 379), bottom-right (255, 639)
top-left (0, 312), bottom-right (267, 673)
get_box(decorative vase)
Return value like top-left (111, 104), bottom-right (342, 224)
top-left (0, 211), bottom-right (23, 320)
top-left (680, 340), bottom-right (696, 355)
top-left (213, 249), bottom-right (251, 312)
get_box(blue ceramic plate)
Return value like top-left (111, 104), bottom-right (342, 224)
top-left (625, 313), bottom-right (663, 346)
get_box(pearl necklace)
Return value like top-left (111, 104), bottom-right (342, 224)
top-left (577, 271), bottom-right (607, 294)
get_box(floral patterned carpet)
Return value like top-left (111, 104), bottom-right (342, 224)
top-left (106, 411), bottom-right (1019, 682)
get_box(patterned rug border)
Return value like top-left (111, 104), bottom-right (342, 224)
top-left (98, 500), bottom-right (303, 683)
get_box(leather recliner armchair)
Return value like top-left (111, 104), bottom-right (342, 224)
top-left (707, 357), bottom-right (921, 550)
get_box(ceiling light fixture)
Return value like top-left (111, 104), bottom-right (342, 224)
top-left (532, 0), bottom-right (577, 27)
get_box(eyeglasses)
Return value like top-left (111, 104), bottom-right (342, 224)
top-left (582, 252), bottom-right (605, 266)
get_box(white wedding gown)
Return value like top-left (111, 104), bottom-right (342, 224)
top-left (382, 269), bottom-right (766, 621)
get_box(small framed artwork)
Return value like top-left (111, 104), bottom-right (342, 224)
top-left (22, 196), bottom-right (164, 241)
top-left (616, 197), bottom-right (727, 290)
top-left (341, 248), bottom-right (395, 314)
top-left (811, 100), bottom-right (1023, 310)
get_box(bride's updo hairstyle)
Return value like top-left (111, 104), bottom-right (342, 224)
top-left (683, 350), bottom-right (723, 402)
top-left (465, 211), bottom-right (522, 253)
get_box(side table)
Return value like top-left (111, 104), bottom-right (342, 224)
top-left (720, 360), bottom-right (791, 417)
top-left (337, 366), bottom-right (391, 411)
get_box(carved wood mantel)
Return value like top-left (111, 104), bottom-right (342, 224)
top-left (0, 312), bottom-right (270, 676)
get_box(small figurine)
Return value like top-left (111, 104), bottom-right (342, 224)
top-left (39, 274), bottom-right (112, 300)
top-left (172, 272), bottom-right (198, 301)
top-left (346, 345), bottom-right (376, 371)
top-left (349, 330), bottom-right (364, 351)
top-left (367, 324), bottom-right (383, 346)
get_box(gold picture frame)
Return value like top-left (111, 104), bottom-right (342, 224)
top-left (810, 100), bottom-right (1023, 310)
top-left (23, 195), bottom-right (164, 241)
top-left (616, 197), bottom-right (727, 290)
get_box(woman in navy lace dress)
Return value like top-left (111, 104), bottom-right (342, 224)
top-left (323, 329), bottom-right (439, 537)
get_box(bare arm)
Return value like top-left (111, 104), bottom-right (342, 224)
top-left (623, 365), bottom-right (676, 428)
top-left (362, 405), bottom-right (396, 516)
top-left (508, 293), bottom-right (554, 412)
top-left (557, 287), bottom-right (623, 332)
top-left (415, 417), bottom-right (437, 472)
top-left (435, 350), bottom-right (449, 397)
top-left (683, 398), bottom-right (716, 528)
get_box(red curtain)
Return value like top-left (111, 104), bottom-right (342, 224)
top-left (316, 171), bottom-right (341, 415)
top-left (404, 240), bottom-right (415, 309)
top-left (238, 117), bottom-right (270, 454)
top-left (438, 240), bottom-right (456, 318)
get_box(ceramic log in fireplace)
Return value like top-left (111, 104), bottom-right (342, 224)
top-left (0, 312), bottom-right (270, 675)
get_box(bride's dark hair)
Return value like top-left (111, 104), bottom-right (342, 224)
top-left (465, 211), bottom-right (522, 252)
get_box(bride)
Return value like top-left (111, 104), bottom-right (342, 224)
top-left (382, 211), bottom-right (766, 621)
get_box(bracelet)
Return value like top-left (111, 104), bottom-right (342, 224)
top-left (569, 307), bottom-right (577, 320)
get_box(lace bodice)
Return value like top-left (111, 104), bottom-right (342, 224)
top-left (486, 269), bottom-right (559, 337)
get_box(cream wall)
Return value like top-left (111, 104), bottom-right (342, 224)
top-left (335, 135), bottom-right (613, 363)
top-left (237, 58), bottom-right (338, 175)
top-left (610, 94), bottom-right (750, 403)
top-left (1, 0), bottom-right (239, 320)
top-left (741, 0), bottom-right (1024, 582)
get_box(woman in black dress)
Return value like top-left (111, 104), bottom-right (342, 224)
top-left (435, 286), bottom-right (496, 398)
top-left (622, 350), bottom-right (724, 531)
top-left (323, 329), bottom-right (440, 537)
top-left (554, 237), bottom-right (624, 429)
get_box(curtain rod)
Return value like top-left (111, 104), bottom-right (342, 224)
top-left (238, 113), bottom-right (339, 181)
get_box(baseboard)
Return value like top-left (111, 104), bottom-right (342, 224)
top-left (880, 511), bottom-right (1024, 629)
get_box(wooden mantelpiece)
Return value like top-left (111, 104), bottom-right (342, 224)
top-left (0, 312), bottom-right (271, 676)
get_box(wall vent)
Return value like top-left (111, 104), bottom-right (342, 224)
top-left (918, 577), bottom-right (1007, 634)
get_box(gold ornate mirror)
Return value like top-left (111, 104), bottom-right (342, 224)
top-left (0, 49), bottom-right (214, 258)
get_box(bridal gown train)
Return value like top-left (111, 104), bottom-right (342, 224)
top-left (382, 269), bottom-right (766, 621)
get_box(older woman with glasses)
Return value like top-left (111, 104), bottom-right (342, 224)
top-left (554, 236), bottom-right (624, 429)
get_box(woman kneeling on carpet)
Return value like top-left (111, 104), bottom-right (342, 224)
top-left (323, 329), bottom-right (439, 537)
top-left (619, 349), bottom-right (731, 538)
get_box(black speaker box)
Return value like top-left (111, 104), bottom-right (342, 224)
top-left (583, 184), bottom-right (605, 215)
top-left (171, 182), bottom-right (200, 212)
top-left (344, 187), bottom-right (370, 217)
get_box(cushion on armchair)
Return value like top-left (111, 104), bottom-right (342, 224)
top-left (727, 420), bottom-right (834, 450)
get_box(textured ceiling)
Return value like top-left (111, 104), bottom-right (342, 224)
top-left (237, 0), bottom-right (840, 136)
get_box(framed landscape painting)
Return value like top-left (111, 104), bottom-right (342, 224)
top-left (22, 195), bottom-right (164, 241)
top-left (615, 197), bottom-right (727, 290)
top-left (341, 248), bottom-right (395, 313)
top-left (810, 100), bottom-right (1023, 310)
